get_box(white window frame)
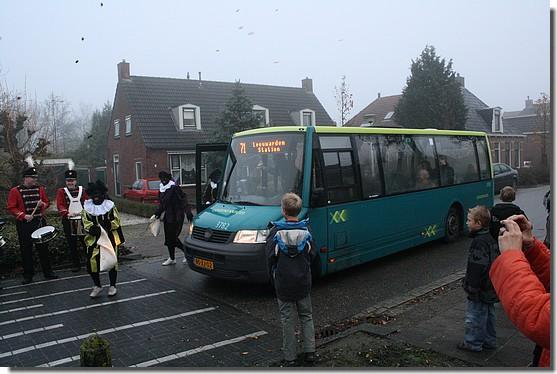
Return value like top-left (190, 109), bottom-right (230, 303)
top-left (384, 111), bottom-right (394, 120)
top-left (168, 151), bottom-right (196, 186)
top-left (300, 109), bottom-right (316, 127)
top-left (135, 161), bottom-right (142, 180)
top-left (493, 142), bottom-right (500, 163)
top-left (492, 108), bottom-right (503, 133)
top-left (252, 105), bottom-right (270, 126)
top-left (514, 142), bottom-right (521, 168)
top-left (178, 104), bottom-right (201, 130)
top-left (125, 115), bottom-right (132, 135)
top-left (114, 119), bottom-right (120, 138)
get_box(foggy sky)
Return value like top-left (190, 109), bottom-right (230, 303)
top-left (0, 0), bottom-right (550, 124)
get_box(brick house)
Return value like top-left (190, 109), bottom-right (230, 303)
top-left (345, 77), bottom-right (527, 168)
top-left (106, 60), bottom-right (334, 198)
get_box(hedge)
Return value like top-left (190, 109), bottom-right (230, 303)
top-left (112, 197), bottom-right (157, 218)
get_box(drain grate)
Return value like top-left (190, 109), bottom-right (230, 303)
top-left (315, 326), bottom-right (339, 339)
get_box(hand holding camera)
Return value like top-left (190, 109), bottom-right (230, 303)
top-left (499, 214), bottom-right (534, 253)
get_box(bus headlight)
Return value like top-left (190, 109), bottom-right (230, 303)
top-left (233, 230), bottom-right (269, 244)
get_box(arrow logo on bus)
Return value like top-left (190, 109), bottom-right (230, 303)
top-left (330, 209), bottom-right (348, 224)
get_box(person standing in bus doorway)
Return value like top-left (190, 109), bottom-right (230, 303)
top-left (266, 193), bottom-right (317, 367)
top-left (154, 171), bottom-right (193, 266)
top-left (458, 205), bottom-right (500, 352)
top-left (438, 155), bottom-right (455, 185)
top-left (489, 186), bottom-right (525, 240)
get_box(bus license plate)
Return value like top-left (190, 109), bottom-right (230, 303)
top-left (193, 258), bottom-right (214, 270)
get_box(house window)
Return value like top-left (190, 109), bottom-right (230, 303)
top-left (492, 142), bottom-right (500, 163)
top-left (182, 108), bottom-right (196, 128)
top-left (493, 109), bottom-right (501, 133)
top-left (384, 111), bottom-right (394, 120)
top-left (135, 161), bottom-right (142, 180)
top-left (169, 153), bottom-right (196, 185)
top-left (125, 115), bottom-right (132, 135)
top-left (114, 119), bottom-right (120, 138)
top-left (505, 142), bottom-right (511, 164)
top-left (252, 105), bottom-right (269, 126)
top-left (302, 112), bottom-right (313, 126)
top-left (514, 142), bottom-right (521, 168)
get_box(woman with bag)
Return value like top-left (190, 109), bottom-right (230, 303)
top-left (82, 180), bottom-right (125, 298)
top-left (154, 171), bottom-right (193, 266)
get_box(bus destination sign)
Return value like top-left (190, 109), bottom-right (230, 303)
top-left (239, 139), bottom-right (287, 154)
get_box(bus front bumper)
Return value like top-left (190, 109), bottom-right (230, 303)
top-left (184, 237), bottom-right (270, 283)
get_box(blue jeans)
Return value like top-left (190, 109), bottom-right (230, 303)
top-left (463, 299), bottom-right (496, 350)
top-left (277, 295), bottom-right (316, 361)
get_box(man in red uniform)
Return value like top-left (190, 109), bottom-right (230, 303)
top-left (56, 169), bottom-right (88, 272)
top-left (7, 167), bottom-right (58, 284)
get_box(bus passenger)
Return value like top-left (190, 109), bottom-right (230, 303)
top-left (266, 193), bottom-right (316, 367)
top-left (439, 155), bottom-right (455, 185)
top-left (458, 205), bottom-right (500, 352)
top-left (415, 168), bottom-right (436, 189)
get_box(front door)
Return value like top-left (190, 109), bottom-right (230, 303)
top-left (195, 143), bottom-right (228, 212)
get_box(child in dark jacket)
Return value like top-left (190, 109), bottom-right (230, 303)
top-left (459, 205), bottom-right (500, 352)
top-left (490, 186), bottom-right (525, 240)
top-left (266, 193), bottom-right (316, 366)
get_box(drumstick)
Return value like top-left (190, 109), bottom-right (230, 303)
top-left (30, 200), bottom-right (41, 217)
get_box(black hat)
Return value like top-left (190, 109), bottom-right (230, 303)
top-left (23, 167), bottom-right (38, 178)
top-left (158, 170), bottom-right (172, 179)
top-left (64, 170), bottom-right (77, 179)
top-left (86, 180), bottom-right (108, 196)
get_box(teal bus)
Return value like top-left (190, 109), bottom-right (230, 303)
top-left (184, 126), bottom-right (493, 282)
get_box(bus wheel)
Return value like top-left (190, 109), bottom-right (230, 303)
top-left (444, 206), bottom-right (461, 242)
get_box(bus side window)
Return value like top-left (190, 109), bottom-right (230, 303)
top-left (355, 135), bottom-right (382, 198)
top-left (322, 150), bottom-right (359, 204)
top-left (475, 138), bottom-right (491, 180)
top-left (436, 136), bottom-right (479, 184)
top-left (310, 149), bottom-right (326, 207)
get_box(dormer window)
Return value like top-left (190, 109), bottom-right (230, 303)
top-left (114, 119), bottom-right (120, 138)
top-left (252, 105), bottom-right (270, 126)
top-left (384, 111), bottom-right (394, 120)
top-left (125, 115), bottom-right (132, 135)
top-left (300, 109), bottom-right (316, 126)
top-left (493, 108), bottom-right (502, 133)
top-left (177, 104), bottom-right (201, 130)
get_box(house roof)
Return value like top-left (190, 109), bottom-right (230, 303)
top-left (345, 87), bottom-right (494, 133)
top-left (119, 76), bottom-right (334, 149)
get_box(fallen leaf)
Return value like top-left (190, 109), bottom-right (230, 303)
top-left (241, 352), bottom-right (249, 355)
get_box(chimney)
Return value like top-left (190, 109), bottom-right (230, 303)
top-left (377, 92), bottom-right (381, 99)
top-left (117, 59), bottom-right (130, 81)
top-left (187, 72), bottom-right (190, 79)
top-left (198, 72), bottom-right (202, 81)
top-left (456, 74), bottom-right (465, 87)
top-left (302, 77), bottom-right (313, 93)
top-left (525, 96), bottom-right (534, 109)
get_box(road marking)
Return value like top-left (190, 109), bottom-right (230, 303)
top-left (130, 331), bottom-right (268, 367)
top-left (0, 304), bottom-right (43, 315)
top-left (0, 323), bottom-right (63, 341)
top-left (3, 307), bottom-right (217, 360)
top-left (0, 290), bottom-right (176, 327)
top-left (2, 274), bottom-right (93, 289)
top-left (0, 279), bottom-right (147, 306)
top-left (0, 291), bottom-right (27, 298)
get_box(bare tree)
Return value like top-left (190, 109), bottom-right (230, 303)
top-left (334, 75), bottom-right (354, 127)
top-left (535, 92), bottom-right (550, 167)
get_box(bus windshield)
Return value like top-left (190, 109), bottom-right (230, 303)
top-left (220, 132), bottom-right (305, 206)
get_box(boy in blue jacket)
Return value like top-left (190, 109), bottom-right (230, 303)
top-left (266, 193), bottom-right (316, 366)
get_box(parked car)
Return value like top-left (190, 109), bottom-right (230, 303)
top-left (493, 163), bottom-right (518, 193)
top-left (123, 178), bottom-right (160, 203)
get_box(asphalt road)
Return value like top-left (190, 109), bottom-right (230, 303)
top-left (132, 185), bottom-right (550, 330)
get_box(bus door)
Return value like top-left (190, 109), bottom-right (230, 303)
top-left (195, 143), bottom-right (228, 213)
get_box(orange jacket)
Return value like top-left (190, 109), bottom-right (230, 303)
top-left (489, 238), bottom-right (550, 367)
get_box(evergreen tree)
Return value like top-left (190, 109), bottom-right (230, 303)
top-left (213, 82), bottom-right (262, 142)
top-left (69, 102), bottom-right (112, 167)
top-left (394, 45), bottom-right (467, 130)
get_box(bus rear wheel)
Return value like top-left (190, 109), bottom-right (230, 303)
top-left (444, 206), bottom-right (461, 242)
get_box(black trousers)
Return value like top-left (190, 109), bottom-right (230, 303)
top-left (16, 218), bottom-right (52, 279)
top-left (164, 219), bottom-right (184, 260)
top-left (62, 218), bottom-right (84, 268)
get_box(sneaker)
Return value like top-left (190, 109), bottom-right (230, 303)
top-left (44, 273), bottom-right (58, 280)
top-left (162, 258), bottom-right (176, 266)
top-left (457, 342), bottom-right (482, 352)
top-left (21, 278), bottom-right (33, 285)
top-left (89, 286), bottom-right (103, 298)
top-left (108, 286), bottom-right (117, 297)
top-left (182, 257), bottom-right (188, 264)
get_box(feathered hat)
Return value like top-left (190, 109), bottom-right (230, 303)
top-left (22, 155), bottom-right (38, 177)
top-left (64, 160), bottom-right (77, 179)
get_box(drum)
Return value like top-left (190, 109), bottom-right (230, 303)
top-left (31, 226), bottom-right (58, 244)
top-left (70, 219), bottom-right (85, 236)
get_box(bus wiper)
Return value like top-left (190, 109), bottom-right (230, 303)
top-left (232, 201), bottom-right (262, 206)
